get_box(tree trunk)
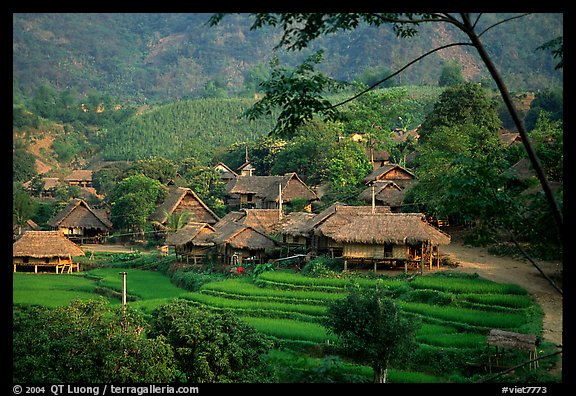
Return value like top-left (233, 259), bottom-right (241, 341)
top-left (373, 365), bottom-right (388, 383)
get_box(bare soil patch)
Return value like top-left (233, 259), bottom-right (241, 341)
top-left (440, 240), bottom-right (563, 347)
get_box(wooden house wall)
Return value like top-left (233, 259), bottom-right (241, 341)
top-left (174, 244), bottom-right (212, 264)
top-left (283, 179), bottom-right (315, 202)
top-left (380, 168), bottom-right (412, 180)
top-left (239, 193), bottom-right (258, 209)
top-left (343, 243), bottom-right (405, 259)
top-left (175, 194), bottom-right (218, 223)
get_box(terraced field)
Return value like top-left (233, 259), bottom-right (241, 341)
top-left (13, 255), bottom-right (555, 383)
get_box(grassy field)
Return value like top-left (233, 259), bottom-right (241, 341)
top-left (12, 253), bottom-right (556, 383)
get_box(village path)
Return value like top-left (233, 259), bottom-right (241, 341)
top-left (439, 239), bottom-right (563, 348)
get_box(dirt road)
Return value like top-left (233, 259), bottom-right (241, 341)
top-left (440, 241), bottom-right (563, 347)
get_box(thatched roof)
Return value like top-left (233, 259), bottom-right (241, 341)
top-left (22, 177), bottom-right (61, 191)
top-left (165, 222), bottom-right (216, 247)
top-left (498, 129), bottom-right (522, 147)
top-left (48, 198), bottom-right (112, 230)
top-left (64, 169), bottom-right (93, 183)
top-left (214, 162), bottom-right (238, 180)
top-left (323, 212), bottom-right (451, 246)
top-left (238, 209), bottom-right (283, 234)
top-left (487, 329), bottom-right (537, 351)
top-left (302, 203), bottom-right (391, 234)
top-left (226, 173), bottom-right (318, 203)
top-left (150, 186), bottom-right (220, 225)
top-left (276, 211), bottom-right (316, 237)
top-left (363, 164), bottom-right (416, 185)
top-left (13, 231), bottom-right (85, 258)
top-left (212, 222), bottom-right (278, 250)
top-left (358, 181), bottom-right (405, 206)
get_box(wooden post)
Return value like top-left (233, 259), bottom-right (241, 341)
top-left (371, 183), bottom-right (375, 214)
top-left (344, 259), bottom-right (348, 271)
top-left (278, 183), bottom-right (283, 220)
top-left (119, 272), bottom-right (128, 307)
top-left (429, 242), bottom-right (433, 270)
top-left (420, 242), bottom-right (424, 275)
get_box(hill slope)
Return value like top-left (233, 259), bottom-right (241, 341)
top-left (13, 13), bottom-right (563, 102)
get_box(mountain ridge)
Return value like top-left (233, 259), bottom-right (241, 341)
top-left (13, 13), bottom-right (563, 103)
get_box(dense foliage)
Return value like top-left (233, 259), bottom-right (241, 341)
top-left (324, 285), bottom-right (420, 383)
top-left (13, 13), bottom-right (562, 103)
top-left (13, 298), bottom-right (274, 383)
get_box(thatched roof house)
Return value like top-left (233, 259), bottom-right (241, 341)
top-left (276, 211), bottom-right (316, 247)
top-left (165, 222), bottom-right (216, 247)
top-left (48, 198), bottom-right (112, 243)
top-left (218, 209), bottom-right (283, 235)
top-left (22, 176), bottom-right (62, 198)
top-left (326, 212), bottom-right (450, 271)
top-left (212, 221), bottom-right (279, 267)
top-left (214, 162), bottom-right (238, 182)
top-left (225, 172), bottom-right (318, 211)
top-left (165, 210), bottom-right (281, 267)
top-left (358, 181), bottom-right (405, 210)
top-left (301, 203), bottom-right (450, 271)
top-left (150, 186), bottom-right (220, 226)
top-left (13, 230), bottom-right (85, 273)
top-left (64, 169), bottom-right (93, 187)
top-left (325, 213), bottom-right (451, 246)
top-left (165, 222), bottom-right (217, 264)
top-left (363, 163), bottom-right (416, 189)
top-left (13, 219), bottom-right (40, 241)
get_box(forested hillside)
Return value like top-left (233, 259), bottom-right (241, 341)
top-left (101, 98), bottom-right (277, 161)
top-left (13, 13), bottom-right (563, 103)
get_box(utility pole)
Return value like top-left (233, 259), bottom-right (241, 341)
top-left (119, 271), bottom-right (127, 307)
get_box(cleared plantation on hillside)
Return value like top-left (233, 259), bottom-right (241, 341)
top-left (13, 252), bottom-right (551, 382)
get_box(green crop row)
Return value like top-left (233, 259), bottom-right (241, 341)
top-left (256, 270), bottom-right (404, 291)
top-left (183, 291), bottom-right (328, 319)
top-left (400, 301), bottom-right (528, 329)
top-left (410, 274), bottom-right (527, 295)
top-left (240, 316), bottom-right (337, 344)
top-left (200, 278), bottom-right (346, 305)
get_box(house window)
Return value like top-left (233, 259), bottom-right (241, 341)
top-left (384, 244), bottom-right (393, 258)
top-left (247, 193), bottom-right (254, 202)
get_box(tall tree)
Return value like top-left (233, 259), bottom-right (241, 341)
top-left (324, 285), bottom-right (420, 383)
top-left (108, 174), bottom-right (166, 233)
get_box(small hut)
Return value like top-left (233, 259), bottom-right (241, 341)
top-left (64, 169), bottom-right (93, 188)
top-left (212, 222), bottom-right (279, 267)
top-left (13, 231), bottom-right (85, 273)
top-left (225, 172), bottom-right (318, 211)
top-left (487, 329), bottom-right (539, 371)
top-left (213, 162), bottom-right (238, 183)
top-left (48, 198), bottom-right (112, 243)
top-left (358, 181), bottom-right (405, 211)
top-left (150, 186), bottom-right (220, 228)
top-left (363, 163), bottom-right (417, 189)
top-left (165, 222), bottom-right (216, 265)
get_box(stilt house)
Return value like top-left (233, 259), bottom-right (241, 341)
top-left (48, 198), bottom-right (112, 243)
top-left (13, 230), bottom-right (85, 273)
top-left (150, 186), bottom-right (220, 230)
